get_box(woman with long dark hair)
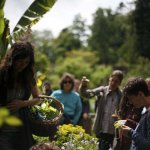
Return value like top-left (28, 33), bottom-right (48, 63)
top-left (0, 42), bottom-right (42, 150)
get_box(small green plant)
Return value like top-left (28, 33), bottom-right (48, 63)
top-left (55, 124), bottom-right (99, 150)
top-left (32, 134), bottom-right (49, 143)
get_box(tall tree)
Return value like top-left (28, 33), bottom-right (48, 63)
top-left (31, 30), bottom-right (54, 60)
top-left (71, 14), bottom-right (88, 45)
top-left (51, 28), bottom-right (81, 55)
top-left (88, 8), bottom-right (128, 64)
top-left (132, 0), bottom-right (150, 59)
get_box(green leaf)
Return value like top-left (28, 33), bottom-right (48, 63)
top-left (0, 10), bottom-right (4, 36)
top-left (0, 107), bottom-right (9, 118)
top-left (0, 118), bottom-right (4, 127)
top-left (24, 10), bottom-right (41, 18)
top-left (1, 0), bottom-right (57, 57)
top-left (0, 0), bottom-right (10, 58)
top-left (0, 0), bottom-right (5, 9)
top-left (0, 0), bottom-right (6, 57)
top-left (5, 116), bottom-right (22, 126)
top-left (114, 122), bottom-right (119, 129)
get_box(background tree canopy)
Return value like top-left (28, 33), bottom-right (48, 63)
top-left (30, 1), bottom-right (150, 91)
top-left (1, 0), bottom-right (150, 90)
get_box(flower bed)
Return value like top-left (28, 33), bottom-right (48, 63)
top-left (33, 124), bottom-right (99, 150)
top-left (55, 124), bottom-right (99, 150)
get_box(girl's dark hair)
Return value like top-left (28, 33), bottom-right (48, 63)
top-left (118, 95), bottom-right (132, 119)
top-left (5, 41), bottom-right (34, 65)
top-left (118, 95), bottom-right (143, 123)
top-left (60, 72), bottom-right (75, 91)
top-left (123, 77), bottom-right (150, 96)
top-left (0, 42), bottom-right (35, 104)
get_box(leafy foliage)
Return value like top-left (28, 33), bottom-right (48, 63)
top-left (0, 0), bottom-right (5, 40)
top-left (90, 65), bottom-right (112, 86)
top-left (30, 100), bottom-right (60, 121)
top-left (34, 48), bottom-right (52, 73)
top-left (54, 49), bottom-right (98, 79)
top-left (32, 134), bottom-right (49, 143)
top-left (0, 0), bottom-right (9, 58)
top-left (88, 8), bottom-right (128, 64)
top-left (71, 14), bottom-right (89, 45)
top-left (132, 0), bottom-right (150, 59)
top-left (0, 0), bottom-right (57, 58)
top-left (31, 30), bottom-right (54, 60)
top-left (51, 28), bottom-right (82, 54)
top-left (0, 107), bottom-right (22, 127)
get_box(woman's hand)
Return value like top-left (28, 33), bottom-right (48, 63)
top-left (119, 125), bottom-right (131, 137)
top-left (7, 98), bottom-right (43, 111)
top-left (83, 113), bottom-right (89, 120)
top-left (81, 76), bottom-right (90, 86)
top-left (112, 113), bottom-right (119, 121)
top-left (7, 100), bottom-right (27, 111)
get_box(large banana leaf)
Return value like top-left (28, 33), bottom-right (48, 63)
top-left (12, 0), bottom-right (57, 39)
top-left (0, 0), bottom-right (5, 37)
top-left (0, 0), bottom-right (9, 58)
top-left (0, 0), bottom-right (57, 58)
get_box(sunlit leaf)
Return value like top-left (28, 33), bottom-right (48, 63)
top-left (5, 116), bottom-right (22, 126)
top-left (0, 0), bottom-right (5, 8)
top-left (39, 74), bottom-right (46, 80)
top-left (0, 118), bottom-right (4, 126)
top-left (0, 107), bottom-right (9, 118)
top-left (0, 0), bottom-right (7, 57)
top-left (37, 78), bottom-right (42, 87)
top-left (114, 122), bottom-right (119, 129)
top-left (0, 10), bottom-right (4, 36)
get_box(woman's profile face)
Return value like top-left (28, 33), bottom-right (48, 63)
top-left (14, 56), bottom-right (30, 72)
